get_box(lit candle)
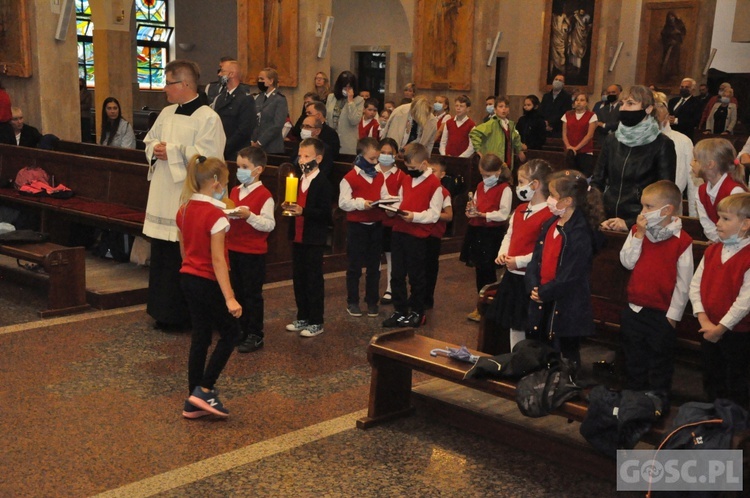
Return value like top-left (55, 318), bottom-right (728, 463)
top-left (285, 174), bottom-right (298, 204)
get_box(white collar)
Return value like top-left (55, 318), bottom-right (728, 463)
top-left (190, 192), bottom-right (226, 208)
top-left (240, 181), bottom-right (263, 194)
top-left (707, 173), bottom-right (729, 197)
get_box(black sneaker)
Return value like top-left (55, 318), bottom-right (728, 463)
top-left (402, 311), bottom-right (426, 328)
top-left (188, 387), bottom-right (229, 417)
top-left (347, 304), bottom-right (363, 317)
top-left (367, 304), bottom-right (379, 317)
top-left (382, 311), bottom-right (405, 328)
top-left (237, 334), bottom-right (264, 353)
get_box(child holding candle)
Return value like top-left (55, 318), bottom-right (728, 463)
top-left (284, 137), bottom-right (333, 337)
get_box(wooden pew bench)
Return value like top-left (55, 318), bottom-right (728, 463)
top-left (0, 241), bottom-right (88, 317)
top-left (357, 328), bottom-right (672, 450)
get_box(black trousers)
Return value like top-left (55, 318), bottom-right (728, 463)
top-left (148, 239), bottom-right (189, 325)
top-left (391, 231), bottom-right (428, 314)
top-left (470, 226), bottom-right (504, 293)
top-left (292, 243), bottom-right (325, 325)
top-left (620, 306), bottom-right (676, 393)
top-left (229, 251), bottom-right (266, 340)
top-left (346, 222), bottom-right (382, 306)
top-left (702, 331), bottom-right (750, 408)
top-left (573, 153), bottom-right (595, 178)
top-left (424, 235), bottom-right (442, 308)
top-left (181, 273), bottom-right (241, 394)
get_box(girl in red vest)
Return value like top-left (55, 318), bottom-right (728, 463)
top-left (378, 138), bottom-right (402, 305)
top-left (526, 170), bottom-right (605, 366)
top-left (490, 159), bottom-right (554, 351)
top-left (461, 154), bottom-right (513, 322)
top-left (176, 155), bottom-right (242, 419)
top-left (690, 193), bottom-right (750, 407)
top-left (562, 93), bottom-right (598, 177)
top-left (693, 138), bottom-right (747, 242)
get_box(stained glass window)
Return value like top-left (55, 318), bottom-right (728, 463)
top-left (135, 0), bottom-right (172, 90)
top-left (75, 0), bottom-right (94, 86)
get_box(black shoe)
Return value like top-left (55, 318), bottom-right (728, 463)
top-left (401, 311), bottom-right (426, 328)
top-left (237, 334), bottom-right (264, 353)
top-left (382, 311), bottom-right (405, 328)
top-left (380, 291), bottom-right (393, 305)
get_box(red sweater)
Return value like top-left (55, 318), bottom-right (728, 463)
top-left (627, 228), bottom-right (692, 312)
top-left (698, 177), bottom-right (747, 223)
top-left (507, 204), bottom-right (555, 273)
top-left (177, 199), bottom-right (228, 281)
top-left (564, 110), bottom-right (595, 154)
top-left (700, 243), bottom-right (750, 332)
top-left (445, 117), bottom-right (475, 157)
top-left (342, 170), bottom-right (386, 223)
top-left (226, 185), bottom-right (273, 254)
top-left (540, 220), bottom-right (563, 285)
top-left (469, 182), bottom-right (509, 228)
top-left (393, 173), bottom-right (441, 238)
top-left (430, 186), bottom-right (451, 238)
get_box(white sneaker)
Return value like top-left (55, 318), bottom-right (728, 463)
top-left (286, 320), bottom-right (309, 332)
top-left (299, 324), bottom-right (324, 337)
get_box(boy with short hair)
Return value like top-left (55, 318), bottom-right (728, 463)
top-left (382, 142), bottom-right (443, 328)
top-left (284, 137), bottom-right (333, 337)
top-left (424, 157), bottom-right (453, 309)
top-left (358, 98), bottom-right (381, 139)
top-left (439, 95), bottom-right (476, 157)
top-left (620, 180), bottom-right (693, 398)
top-left (227, 146), bottom-right (276, 353)
top-left (483, 96), bottom-right (496, 123)
top-left (339, 137), bottom-right (389, 317)
top-left (470, 96), bottom-right (527, 170)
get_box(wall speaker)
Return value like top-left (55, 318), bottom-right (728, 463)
top-left (317, 16), bottom-right (334, 59)
top-left (486, 31), bottom-right (502, 67)
top-left (55, 0), bottom-right (74, 41)
top-left (608, 42), bottom-right (624, 72)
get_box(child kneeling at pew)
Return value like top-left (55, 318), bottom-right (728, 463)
top-left (690, 193), bottom-right (750, 408)
top-left (619, 180), bottom-right (693, 404)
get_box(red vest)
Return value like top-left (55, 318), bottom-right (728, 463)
top-left (176, 199), bottom-right (228, 281)
top-left (226, 184), bottom-right (273, 254)
top-left (540, 220), bottom-right (563, 285)
top-left (393, 173), bottom-right (441, 238)
top-left (382, 169), bottom-right (403, 228)
top-left (627, 228), bottom-right (692, 312)
top-left (444, 117), bottom-right (475, 157)
top-left (469, 182), bottom-right (509, 227)
top-left (343, 170), bottom-right (386, 223)
top-left (507, 204), bottom-right (555, 273)
top-left (564, 110), bottom-right (595, 154)
top-left (358, 118), bottom-right (380, 139)
top-left (700, 243), bottom-right (750, 332)
top-left (294, 186), bottom-right (309, 244)
top-left (698, 177), bottom-right (747, 223)
top-left (430, 186), bottom-right (451, 238)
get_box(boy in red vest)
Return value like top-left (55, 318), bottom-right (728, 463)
top-left (339, 137), bottom-right (389, 317)
top-left (424, 157), bottom-right (453, 309)
top-left (619, 180), bottom-right (693, 400)
top-left (358, 99), bottom-right (381, 140)
top-left (382, 142), bottom-right (443, 328)
top-left (439, 95), bottom-right (475, 157)
top-left (227, 146), bottom-right (276, 353)
top-left (690, 193), bottom-right (750, 407)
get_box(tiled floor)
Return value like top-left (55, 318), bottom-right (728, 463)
top-left (0, 255), bottom-right (661, 497)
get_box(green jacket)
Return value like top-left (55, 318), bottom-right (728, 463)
top-left (469, 116), bottom-right (524, 169)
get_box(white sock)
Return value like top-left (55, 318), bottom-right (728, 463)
top-left (510, 329), bottom-right (526, 351)
top-left (385, 252), bottom-right (392, 293)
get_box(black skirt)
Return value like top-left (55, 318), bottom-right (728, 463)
top-left (460, 225), bottom-right (506, 267)
top-left (485, 270), bottom-right (529, 330)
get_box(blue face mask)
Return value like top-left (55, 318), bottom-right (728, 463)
top-left (379, 154), bottom-right (395, 166)
top-left (236, 168), bottom-right (255, 185)
top-left (483, 175), bottom-right (499, 188)
top-left (485, 105), bottom-right (494, 114)
top-left (721, 232), bottom-right (742, 246)
top-left (355, 155), bottom-right (378, 178)
top-left (212, 187), bottom-right (226, 201)
top-left (433, 102), bottom-right (444, 112)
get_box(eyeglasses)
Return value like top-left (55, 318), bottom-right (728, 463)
top-left (165, 80), bottom-right (183, 86)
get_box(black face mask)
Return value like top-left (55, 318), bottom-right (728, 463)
top-left (405, 168), bottom-right (422, 178)
top-left (606, 94), bottom-right (618, 103)
top-left (257, 80), bottom-right (268, 93)
top-left (619, 109), bottom-right (647, 127)
top-left (299, 159), bottom-right (318, 173)
top-left (679, 88), bottom-right (691, 98)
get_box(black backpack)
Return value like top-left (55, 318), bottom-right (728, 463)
top-left (516, 357), bottom-right (581, 418)
top-left (659, 399), bottom-right (749, 450)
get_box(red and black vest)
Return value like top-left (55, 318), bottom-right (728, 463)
top-left (226, 185), bottom-right (273, 254)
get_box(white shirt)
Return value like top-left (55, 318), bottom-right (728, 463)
top-left (497, 200), bottom-right (548, 275)
top-left (695, 173), bottom-right (745, 242)
top-left (661, 123), bottom-right (694, 203)
top-left (472, 182), bottom-right (512, 223)
top-left (183, 193), bottom-right (230, 234)
top-left (237, 181), bottom-right (276, 232)
top-left (619, 226), bottom-right (694, 321)
top-left (690, 237), bottom-right (750, 330)
top-left (438, 115), bottom-right (475, 157)
top-left (301, 167), bottom-right (320, 192)
top-left (338, 167), bottom-right (390, 217)
top-left (394, 168), bottom-right (443, 224)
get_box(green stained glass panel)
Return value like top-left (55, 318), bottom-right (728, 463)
top-left (135, 0), bottom-right (166, 23)
top-left (75, 0), bottom-right (91, 15)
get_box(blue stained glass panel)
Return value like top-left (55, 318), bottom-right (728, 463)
top-left (135, 0), bottom-right (166, 23)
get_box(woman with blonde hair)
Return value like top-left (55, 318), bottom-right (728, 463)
top-left (312, 72), bottom-right (330, 101)
top-left (381, 95), bottom-right (438, 152)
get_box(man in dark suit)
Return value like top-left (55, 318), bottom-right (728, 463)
top-left (539, 74), bottom-right (572, 138)
top-left (251, 67), bottom-right (288, 154)
top-left (212, 60), bottom-right (256, 161)
top-left (0, 107), bottom-right (42, 147)
top-left (595, 84), bottom-right (622, 141)
top-left (305, 101), bottom-right (341, 160)
top-left (668, 77), bottom-right (702, 139)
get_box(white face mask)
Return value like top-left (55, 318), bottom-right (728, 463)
top-left (642, 206), bottom-right (668, 228)
top-left (516, 183), bottom-right (535, 202)
top-left (546, 196), bottom-right (566, 217)
top-left (483, 175), bottom-right (499, 188)
top-left (299, 129), bottom-right (313, 140)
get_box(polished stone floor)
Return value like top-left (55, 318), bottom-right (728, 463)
top-left (2, 255), bottom-right (623, 497)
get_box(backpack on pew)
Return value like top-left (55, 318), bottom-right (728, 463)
top-left (515, 356), bottom-right (581, 418)
top-left (0, 229), bottom-right (49, 244)
top-left (659, 399), bottom-right (749, 450)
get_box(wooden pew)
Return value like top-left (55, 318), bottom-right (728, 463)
top-left (55, 140), bottom-right (147, 164)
